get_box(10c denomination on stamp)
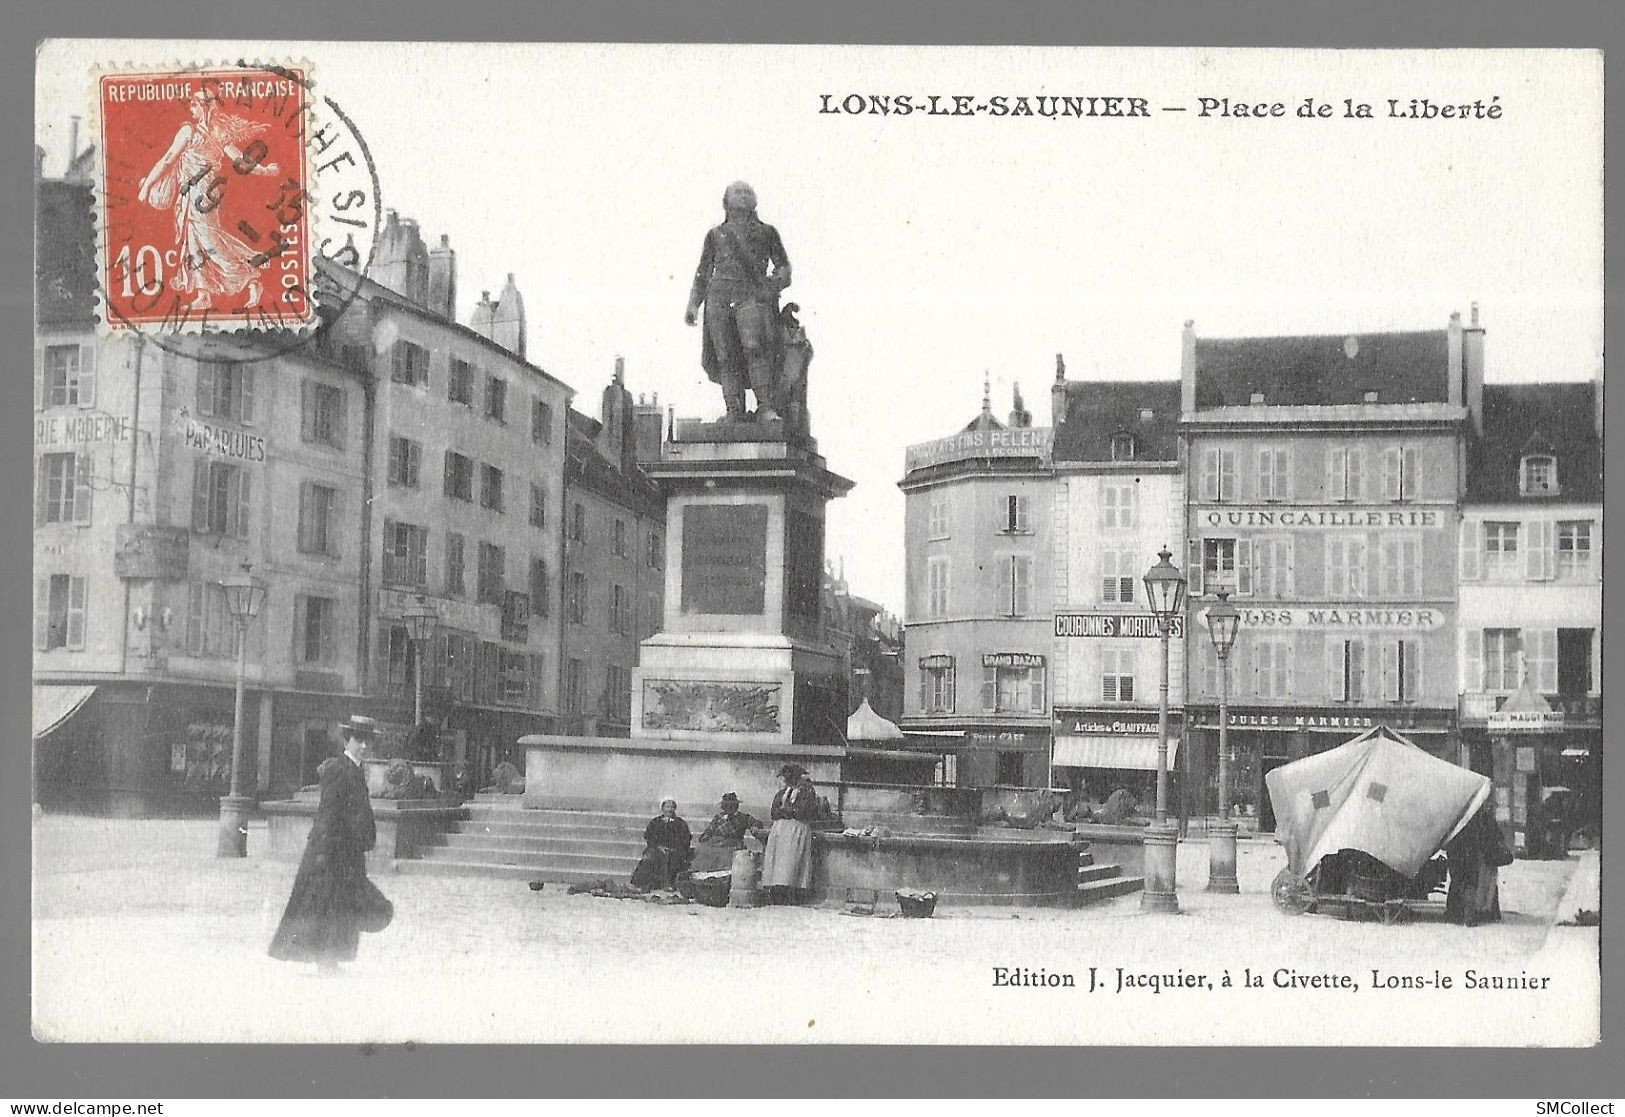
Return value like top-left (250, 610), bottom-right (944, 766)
top-left (97, 65), bottom-right (315, 334)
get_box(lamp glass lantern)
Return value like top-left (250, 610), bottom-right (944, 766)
top-left (221, 566), bottom-right (267, 624)
top-left (1206, 589), bottom-right (1241, 658)
top-left (404, 593), bottom-right (440, 644)
top-left (1143, 547), bottom-right (1188, 623)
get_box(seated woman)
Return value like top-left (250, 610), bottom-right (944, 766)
top-left (689, 792), bottom-right (763, 874)
top-left (629, 798), bottom-right (693, 891)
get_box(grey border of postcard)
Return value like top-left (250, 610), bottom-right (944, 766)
top-left (4, 0), bottom-right (1620, 1099)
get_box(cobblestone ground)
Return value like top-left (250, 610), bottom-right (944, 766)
top-left (31, 816), bottom-right (1596, 1046)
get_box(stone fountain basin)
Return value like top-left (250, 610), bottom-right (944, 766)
top-left (814, 827), bottom-right (1086, 909)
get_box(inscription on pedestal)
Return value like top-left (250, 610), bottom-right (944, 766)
top-left (642, 680), bottom-right (782, 734)
top-left (681, 504), bottom-right (768, 615)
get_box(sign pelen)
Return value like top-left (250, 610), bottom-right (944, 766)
top-left (982, 652), bottom-right (1046, 669)
top-left (1055, 613), bottom-right (1186, 639)
top-left (905, 426), bottom-right (1051, 472)
top-left (114, 523), bottom-right (189, 580)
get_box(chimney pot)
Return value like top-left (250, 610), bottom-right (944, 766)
top-left (1471, 301), bottom-right (1480, 327)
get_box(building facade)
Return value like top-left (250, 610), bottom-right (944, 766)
top-left (1048, 373), bottom-right (1187, 805)
top-left (1179, 317), bottom-right (1475, 829)
top-left (898, 387), bottom-right (1055, 788)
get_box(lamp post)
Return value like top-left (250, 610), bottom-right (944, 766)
top-left (217, 563), bottom-right (266, 858)
top-left (1140, 547), bottom-right (1187, 913)
top-left (1205, 588), bottom-right (1241, 894)
top-left (403, 593), bottom-right (440, 728)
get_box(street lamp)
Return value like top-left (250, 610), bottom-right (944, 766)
top-left (404, 593), bottom-right (440, 727)
top-left (1141, 546), bottom-right (1187, 913)
top-left (217, 562), bottom-right (266, 858)
top-left (1205, 588), bottom-right (1242, 894)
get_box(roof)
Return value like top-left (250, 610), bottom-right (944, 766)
top-left (1054, 380), bottom-right (1181, 462)
top-left (35, 179), bottom-right (99, 327)
top-left (1193, 330), bottom-right (1451, 409)
top-left (1466, 382), bottom-right (1601, 503)
top-left (565, 409), bottom-right (663, 515)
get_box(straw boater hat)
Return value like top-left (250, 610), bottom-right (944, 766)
top-left (341, 714), bottom-right (379, 739)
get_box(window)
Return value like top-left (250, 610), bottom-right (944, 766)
top-left (1558, 521), bottom-right (1593, 580)
top-left (529, 483), bottom-right (547, 528)
top-left (501, 591), bottom-right (530, 642)
top-left (999, 494), bottom-right (1031, 534)
top-left (445, 532), bottom-right (465, 597)
top-left (569, 571), bottom-right (587, 624)
top-left (440, 632), bottom-right (476, 703)
top-left (1382, 446), bottom-right (1419, 501)
top-left (610, 584), bottom-right (629, 633)
top-left (1256, 448), bottom-right (1290, 501)
top-left (183, 580), bottom-right (261, 659)
top-left (443, 451), bottom-right (474, 501)
top-left (919, 660), bottom-right (955, 713)
top-left (647, 529), bottom-right (663, 569)
top-left (612, 519), bottom-right (627, 558)
top-left (1483, 522), bottom-right (1520, 578)
top-left (983, 663), bottom-right (1046, 713)
top-left (927, 493), bottom-right (950, 540)
top-left (1520, 454), bottom-right (1558, 496)
top-left (1378, 535), bottom-right (1422, 596)
top-left (570, 503), bottom-right (586, 543)
top-left (1251, 638), bottom-right (1293, 698)
top-left (1200, 538), bottom-right (1252, 595)
top-left (1252, 536), bottom-right (1293, 597)
top-left (33, 574), bottom-right (87, 651)
top-left (1109, 432), bottom-right (1136, 462)
top-left (197, 363), bottom-right (255, 424)
top-left (480, 464), bottom-right (504, 512)
top-left (387, 435), bottom-right (421, 489)
top-left (532, 397), bottom-right (553, 444)
top-left (1328, 637), bottom-right (1368, 701)
top-left (485, 376), bottom-right (507, 422)
top-left (604, 665), bottom-right (632, 723)
top-left (1100, 549), bottom-right (1136, 604)
top-left (1380, 639), bottom-right (1422, 703)
top-left (564, 658), bottom-right (584, 714)
top-left (530, 557), bottom-right (550, 617)
top-left (295, 595), bottom-right (336, 665)
top-left (1325, 537), bottom-right (1368, 598)
top-left (1201, 447), bottom-right (1236, 502)
top-left (300, 380), bottom-right (345, 448)
top-left (36, 452), bottom-right (91, 526)
top-left (1557, 628), bottom-right (1594, 697)
top-left (1326, 447), bottom-right (1365, 501)
top-left (383, 521), bottom-right (429, 587)
top-left (448, 358), bottom-right (474, 406)
top-left (43, 344), bottom-right (95, 408)
top-left (996, 555), bottom-right (1032, 616)
top-left (1483, 628), bottom-right (1523, 691)
top-left (995, 752), bottom-right (1025, 787)
top-left (1100, 482), bottom-right (1135, 531)
top-left (1525, 628), bottom-right (1557, 693)
top-left (296, 483), bottom-right (339, 556)
top-left (926, 557), bottom-right (950, 618)
top-left (477, 542), bottom-right (506, 603)
top-left (500, 650), bottom-right (530, 705)
top-left (191, 461), bottom-right (251, 538)
top-left (391, 341), bottom-right (429, 386)
top-left (1100, 647), bottom-right (1135, 702)
top-left (384, 626), bottom-right (414, 695)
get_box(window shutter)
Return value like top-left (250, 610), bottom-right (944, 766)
top-left (238, 368), bottom-right (256, 425)
top-left (34, 577), bottom-right (49, 650)
top-left (1016, 495), bottom-right (1030, 532)
top-left (1530, 628), bottom-right (1558, 692)
top-left (919, 669), bottom-right (930, 714)
top-left (1276, 450), bottom-right (1291, 500)
top-left (1101, 657), bottom-right (1116, 702)
top-left (66, 576), bottom-right (87, 649)
top-left (1379, 538), bottom-right (1398, 595)
top-left (1347, 449), bottom-right (1365, 500)
top-left (1326, 448), bottom-right (1344, 500)
top-left (1121, 486), bottom-right (1135, 529)
top-left (1283, 642), bottom-right (1295, 697)
top-left (73, 455), bottom-right (92, 525)
top-left (1327, 641), bottom-right (1345, 701)
top-left (1236, 540), bottom-right (1253, 595)
top-left (1202, 449), bottom-right (1219, 501)
top-left (1463, 629), bottom-right (1483, 693)
top-left (1100, 548), bottom-right (1116, 602)
top-left (191, 461), bottom-right (209, 532)
top-left (981, 666), bottom-right (997, 712)
top-left (233, 469), bottom-right (251, 540)
top-left (1460, 518), bottom-right (1482, 580)
top-left (1280, 538), bottom-right (1296, 596)
top-left (1525, 519), bottom-right (1551, 581)
top-left (34, 343), bottom-right (44, 411)
top-left (1099, 485), bottom-right (1113, 531)
top-left (1220, 450), bottom-right (1235, 500)
top-left (292, 596), bottom-right (308, 663)
top-left (1350, 638), bottom-right (1367, 700)
top-left (1540, 520), bottom-right (1557, 580)
top-left (196, 362), bottom-right (216, 417)
top-left (1258, 447), bottom-right (1273, 499)
top-left (296, 483), bottom-right (314, 551)
top-left (1380, 640), bottom-right (1399, 701)
top-left (1403, 640), bottom-right (1422, 702)
top-left (78, 344), bottom-right (97, 408)
top-left (300, 380), bottom-right (314, 442)
top-left (186, 582), bottom-right (205, 655)
top-left (996, 555), bottom-right (1013, 614)
top-left (34, 465), bottom-right (46, 529)
top-left (329, 490), bottom-right (344, 558)
top-left (1402, 448), bottom-right (1418, 498)
top-left (333, 389), bottom-right (347, 449)
top-left (1187, 538), bottom-right (1203, 595)
top-left (1013, 556), bottom-right (1032, 615)
top-left (1383, 448), bottom-right (1401, 500)
top-left (1030, 667), bottom-right (1046, 713)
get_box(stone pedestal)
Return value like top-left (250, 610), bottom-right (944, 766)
top-left (1140, 823), bottom-right (1181, 913)
top-left (1206, 820), bottom-right (1240, 894)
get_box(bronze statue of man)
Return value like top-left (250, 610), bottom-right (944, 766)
top-left (684, 181), bottom-right (792, 422)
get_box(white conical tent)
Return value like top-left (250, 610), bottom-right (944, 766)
top-left (1265, 725), bottom-right (1492, 878)
top-left (845, 698), bottom-right (904, 742)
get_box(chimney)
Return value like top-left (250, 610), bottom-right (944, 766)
top-left (1180, 320), bottom-right (1197, 414)
top-left (428, 234), bottom-right (456, 320)
top-left (469, 289), bottom-right (497, 340)
top-left (1447, 310), bottom-right (1464, 409)
top-left (1461, 305), bottom-right (1486, 437)
top-left (981, 372), bottom-right (992, 422)
top-left (492, 273), bottom-right (526, 359)
top-left (600, 356), bottom-right (632, 469)
top-left (1009, 382), bottom-right (1031, 429)
top-left (633, 391), bottom-right (665, 464)
top-left (1050, 352), bottom-right (1068, 427)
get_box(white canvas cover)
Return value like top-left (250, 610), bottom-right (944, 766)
top-left (1265, 725), bottom-right (1492, 878)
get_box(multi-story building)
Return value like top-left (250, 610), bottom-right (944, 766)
top-left (1457, 366), bottom-right (1602, 851)
top-left (1048, 370), bottom-right (1187, 805)
top-left (33, 152), bottom-right (576, 809)
top-left (823, 560), bottom-right (905, 723)
top-left (1180, 316), bottom-right (1475, 829)
top-left (898, 385), bottom-right (1055, 788)
top-left (560, 365), bottom-right (667, 735)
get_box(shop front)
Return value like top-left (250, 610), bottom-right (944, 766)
top-left (1051, 707), bottom-right (1183, 821)
top-left (1461, 684), bottom-right (1597, 858)
top-left (1185, 704), bottom-right (1457, 832)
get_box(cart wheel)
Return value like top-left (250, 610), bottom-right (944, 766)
top-left (1378, 901), bottom-right (1409, 926)
top-left (1271, 867), bottom-right (1313, 915)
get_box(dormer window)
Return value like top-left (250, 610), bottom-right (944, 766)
top-left (1110, 432), bottom-right (1136, 461)
top-left (1521, 454), bottom-right (1558, 496)
top-left (1138, 408), bottom-right (1154, 422)
top-left (1249, 392), bottom-right (1265, 405)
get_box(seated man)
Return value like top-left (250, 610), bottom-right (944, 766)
top-left (690, 792), bottom-right (763, 874)
top-left (629, 798), bottom-right (693, 891)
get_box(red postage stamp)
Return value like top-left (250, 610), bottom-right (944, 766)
top-left (96, 65), bottom-right (314, 334)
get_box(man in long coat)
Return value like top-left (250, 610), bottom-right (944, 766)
top-left (269, 715), bottom-right (391, 971)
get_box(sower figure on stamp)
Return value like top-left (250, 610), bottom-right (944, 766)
top-left (684, 181), bottom-right (797, 424)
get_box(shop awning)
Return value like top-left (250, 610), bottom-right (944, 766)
top-left (1053, 735), bottom-right (1178, 771)
top-left (33, 685), bottom-right (96, 739)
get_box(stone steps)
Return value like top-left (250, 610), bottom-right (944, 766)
top-left (1077, 875), bottom-right (1146, 905)
top-left (416, 844), bottom-right (637, 875)
top-left (1077, 862), bottom-right (1123, 885)
top-left (425, 832), bottom-right (639, 858)
top-left (394, 860), bottom-right (627, 886)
